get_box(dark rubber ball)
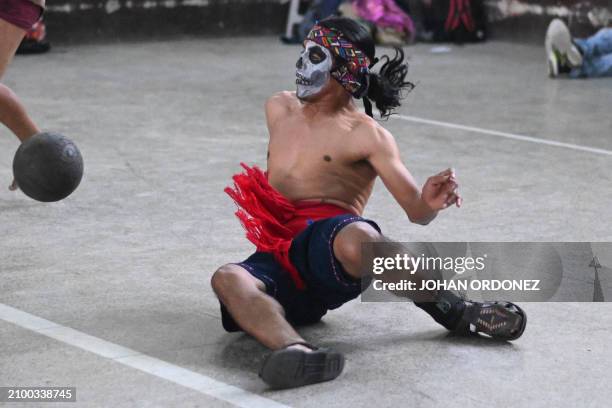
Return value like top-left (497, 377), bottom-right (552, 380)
top-left (13, 132), bottom-right (84, 202)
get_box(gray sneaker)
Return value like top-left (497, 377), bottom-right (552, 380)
top-left (545, 18), bottom-right (583, 77)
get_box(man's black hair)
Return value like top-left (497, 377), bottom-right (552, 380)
top-left (318, 17), bottom-right (414, 119)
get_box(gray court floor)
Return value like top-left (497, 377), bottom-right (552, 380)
top-left (1, 37), bottom-right (612, 407)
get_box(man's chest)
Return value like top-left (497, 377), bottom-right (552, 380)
top-left (268, 116), bottom-right (362, 165)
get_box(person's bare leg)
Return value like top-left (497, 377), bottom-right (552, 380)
top-left (333, 222), bottom-right (526, 339)
top-left (333, 221), bottom-right (439, 301)
top-left (0, 84), bottom-right (40, 141)
top-left (1, 83), bottom-right (40, 191)
top-left (211, 264), bottom-right (309, 351)
top-left (1, 19), bottom-right (42, 190)
top-left (213, 263), bottom-right (344, 389)
top-left (0, 18), bottom-right (40, 141)
top-left (0, 18), bottom-right (26, 79)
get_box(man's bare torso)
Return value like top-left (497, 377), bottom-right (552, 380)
top-left (266, 92), bottom-right (379, 215)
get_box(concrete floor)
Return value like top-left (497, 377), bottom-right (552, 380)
top-left (1, 37), bottom-right (612, 407)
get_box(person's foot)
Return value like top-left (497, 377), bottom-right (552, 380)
top-left (545, 18), bottom-right (582, 77)
top-left (9, 179), bottom-right (18, 191)
top-left (259, 342), bottom-right (345, 389)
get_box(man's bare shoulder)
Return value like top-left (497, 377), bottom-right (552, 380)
top-left (265, 91), bottom-right (299, 129)
top-left (351, 112), bottom-right (396, 148)
top-left (266, 91), bottom-right (300, 112)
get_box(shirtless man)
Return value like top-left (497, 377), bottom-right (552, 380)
top-left (0, 0), bottom-right (44, 189)
top-left (213, 17), bottom-right (526, 389)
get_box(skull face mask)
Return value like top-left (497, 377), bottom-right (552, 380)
top-left (295, 40), bottom-right (334, 100)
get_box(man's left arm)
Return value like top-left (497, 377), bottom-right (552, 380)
top-left (366, 125), bottom-right (461, 225)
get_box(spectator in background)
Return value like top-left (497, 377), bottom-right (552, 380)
top-left (283, 0), bottom-right (345, 43)
top-left (393, 0), bottom-right (434, 42)
top-left (284, 0), bottom-right (415, 45)
top-left (0, 0), bottom-right (45, 189)
top-left (285, 0), bottom-right (485, 46)
top-left (350, 0), bottom-right (415, 44)
top-left (546, 18), bottom-right (612, 78)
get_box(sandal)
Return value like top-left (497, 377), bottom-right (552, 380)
top-left (454, 301), bottom-right (527, 341)
top-left (259, 342), bottom-right (345, 389)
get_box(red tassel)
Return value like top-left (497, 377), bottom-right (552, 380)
top-left (225, 163), bottom-right (352, 290)
top-left (225, 163), bottom-right (306, 288)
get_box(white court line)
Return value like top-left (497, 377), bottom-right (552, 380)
top-left (0, 303), bottom-right (290, 408)
top-left (394, 114), bottom-right (612, 157)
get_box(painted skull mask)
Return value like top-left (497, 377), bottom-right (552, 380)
top-left (295, 40), bottom-right (334, 100)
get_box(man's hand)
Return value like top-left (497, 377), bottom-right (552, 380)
top-left (422, 168), bottom-right (462, 211)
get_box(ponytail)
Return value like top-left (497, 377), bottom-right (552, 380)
top-left (363, 47), bottom-right (414, 119)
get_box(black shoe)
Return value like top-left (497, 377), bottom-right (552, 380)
top-left (16, 21), bottom-right (51, 55)
top-left (259, 342), bottom-right (345, 389)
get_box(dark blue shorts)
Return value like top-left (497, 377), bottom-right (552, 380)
top-left (220, 214), bottom-right (381, 332)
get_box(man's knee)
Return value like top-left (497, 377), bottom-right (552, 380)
top-left (333, 221), bottom-right (381, 272)
top-left (211, 265), bottom-right (242, 296)
top-left (211, 264), bottom-right (264, 298)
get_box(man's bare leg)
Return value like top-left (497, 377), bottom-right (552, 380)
top-left (211, 263), bottom-right (309, 351)
top-left (212, 263), bottom-right (345, 389)
top-left (333, 221), bottom-right (439, 299)
top-left (1, 19), bottom-right (42, 190)
top-left (333, 221), bottom-right (526, 340)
